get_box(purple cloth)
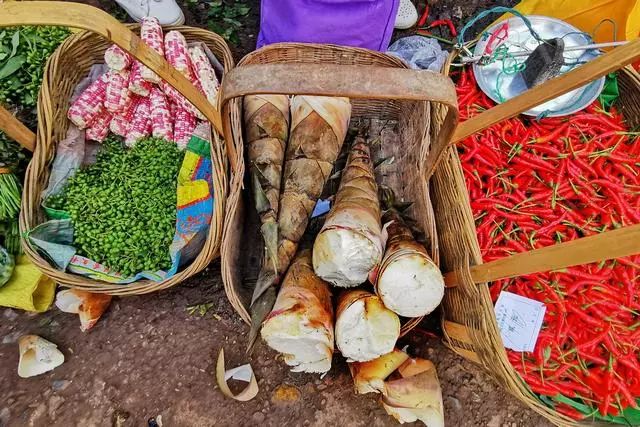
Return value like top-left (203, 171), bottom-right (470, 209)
top-left (257, 0), bottom-right (400, 52)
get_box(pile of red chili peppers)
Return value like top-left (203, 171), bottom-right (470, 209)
top-left (456, 68), bottom-right (640, 420)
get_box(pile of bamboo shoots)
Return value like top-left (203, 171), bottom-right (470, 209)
top-left (242, 93), bottom-right (446, 425)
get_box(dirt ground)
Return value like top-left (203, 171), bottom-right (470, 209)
top-left (1, 0), bottom-right (555, 426)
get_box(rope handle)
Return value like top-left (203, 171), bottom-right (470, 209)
top-left (220, 60), bottom-right (460, 179)
top-left (456, 6), bottom-right (543, 48)
top-left (0, 1), bottom-right (223, 136)
top-left (444, 223), bottom-right (640, 287)
top-left (0, 104), bottom-right (35, 151)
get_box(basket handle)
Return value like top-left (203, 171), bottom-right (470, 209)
top-left (0, 1), bottom-right (223, 136)
top-left (444, 223), bottom-right (640, 287)
top-left (220, 62), bottom-right (459, 179)
top-left (0, 104), bottom-right (35, 152)
top-left (452, 37), bottom-right (640, 142)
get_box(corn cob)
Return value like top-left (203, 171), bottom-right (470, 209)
top-left (104, 70), bottom-right (131, 113)
top-left (67, 73), bottom-right (109, 129)
top-left (313, 135), bottom-right (383, 287)
top-left (173, 108), bottom-right (197, 149)
top-left (189, 45), bottom-right (220, 105)
top-left (85, 109), bottom-right (113, 142)
top-left (110, 95), bottom-right (141, 136)
top-left (140, 17), bottom-right (164, 84)
top-left (124, 97), bottom-right (152, 147)
top-left (150, 87), bottom-right (173, 141)
top-left (128, 61), bottom-right (152, 97)
top-left (161, 81), bottom-right (205, 120)
top-left (260, 249), bottom-right (334, 374)
top-left (164, 31), bottom-right (195, 79)
top-left (104, 45), bottom-right (132, 72)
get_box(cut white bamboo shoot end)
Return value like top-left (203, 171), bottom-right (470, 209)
top-left (349, 349), bottom-right (410, 394)
top-left (313, 227), bottom-right (382, 287)
top-left (381, 402), bottom-right (444, 427)
top-left (376, 253), bottom-right (444, 318)
top-left (336, 290), bottom-right (400, 362)
top-left (17, 335), bottom-right (64, 378)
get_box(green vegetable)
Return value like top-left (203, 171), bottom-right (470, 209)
top-left (0, 172), bottom-right (21, 221)
top-left (48, 136), bottom-right (184, 277)
top-left (0, 26), bottom-right (70, 112)
top-left (0, 244), bottom-right (14, 288)
top-left (0, 218), bottom-right (21, 256)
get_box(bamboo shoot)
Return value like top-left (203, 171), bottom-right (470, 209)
top-left (335, 289), bottom-right (400, 362)
top-left (313, 136), bottom-right (383, 287)
top-left (261, 249), bottom-right (334, 373)
top-left (349, 349), bottom-right (409, 394)
top-left (374, 210), bottom-right (444, 318)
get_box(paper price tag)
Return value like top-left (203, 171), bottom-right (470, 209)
top-left (494, 291), bottom-right (546, 352)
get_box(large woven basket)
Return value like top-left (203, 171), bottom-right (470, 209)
top-left (0, 2), bottom-right (236, 295)
top-left (219, 43), bottom-right (459, 336)
top-left (433, 50), bottom-right (640, 426)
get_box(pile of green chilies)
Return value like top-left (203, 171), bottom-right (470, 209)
top-left (456, 68), bottom-right (640, 421)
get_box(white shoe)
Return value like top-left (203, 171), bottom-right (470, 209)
top-left (114, 0), bottom-right (186, 26)
top-left (395, 0), bottom-right (418, 30)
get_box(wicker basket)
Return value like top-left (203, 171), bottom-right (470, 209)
top-left (0, 2), bottom-right (236, 295)
top-left (218, 43), bottom-right (459, 336)
top-left (433, 61), bottom-right (640, 426)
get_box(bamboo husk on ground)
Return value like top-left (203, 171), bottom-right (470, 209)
top-left (248, 95), bottom-right (351, 350)
top-left (349, 348), bottom-right (409, 394)
top-left (244, 94), bottom-right (290, 266)
top-left (312, 135), bottom-right (383, 288)
top-left (335, 289), bottom-right (400, 362)
top-left (373, 209), bottom-right (444, 318)
top-left (260, 249), bottom-right (334, 373)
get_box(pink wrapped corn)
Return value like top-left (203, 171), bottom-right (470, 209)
top-left (188, 45), bottom-right (220, 106)
top-left (140, 17), bottom-right (164, 84)
top-left (164, 31), bottom-right (195, 80)
top-left (150, 87), bottom-right (173, 141)
top-left (128, 61), bottom-right (152, 97)
top-left (104, 45), bottom-right (132, 71)
top-left (125, 97), bottom-right (152, 147)
top-left (162, 81), bottom-right (205, 120)
top-left (104, 70), bottom-right (131, 113)
top-left (67, 73), bottom-right (110, 129)
top-left (86, 109), bottom-right (113, 142)
top-left (173, 109), bottom-right (197, 149)
top-left (110, 95), bottom-right (142, 136)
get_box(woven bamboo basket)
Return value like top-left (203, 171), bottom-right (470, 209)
top-left (219, 43), bottom-right (459, 336)
top-left (433, 40), bottom-right (640, 426)
top-left (0, 2), bottom-right (237, 295)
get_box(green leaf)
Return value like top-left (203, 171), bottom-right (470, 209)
top-left (237, 5), bottom-right (250, 15)
top-left (10, 32), bottom-right (19, 57)
top-left (0, 55), bottom-right (26, 80)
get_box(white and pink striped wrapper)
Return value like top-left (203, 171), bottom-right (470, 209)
top-left (104, 70), bottom-right (131, 113)
top-left (140, 17), bottom-right (164, 84)
top-left (173, 109), bottom-right (197, 149)
top-left (104, 45), bottom-right (132, 72)
top-left (162, 81), bottom-right (205, 120)
top-left (128, 61), bottom-right (152, 96)
top-left (110, 95), bottom-right (142, 136)
top-left (164, 31), bottom-right (195, 79)
top-left (125, 97), bottom-right (152, 147)
top-left (188, 45), bottom-right (220, 106)
top-left (85, 109), bottom-right (113, 142)
top-left (67, 73), bottom-right (110, 129)
top-left (150, 87), bottom-right (173, 141)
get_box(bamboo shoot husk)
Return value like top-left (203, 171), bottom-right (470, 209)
top-left (335, 289), bottom-right (400, 362)
top-left (248, 96), bottom-right (351, 351)
top-left (373, 210), bottom-right (444, 318)
top-left (55, 289), bottom-right (112, 332)
top-left (313, 136), bottom-right (383, 287)
top-left (261, 249), bottom-right (334, 373)
top-left (381, 358), bottom-right (444, 427)
top-left (349, 349), bottom-right (409, 394)
top-left (244, 95), bottom-right (290, 263)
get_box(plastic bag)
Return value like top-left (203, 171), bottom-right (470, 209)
top-left (387, 36), bottom-right (448, 71)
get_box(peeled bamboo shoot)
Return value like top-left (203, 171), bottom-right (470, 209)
top-left (349, 349), bottom-right (409, 394)
top-left (313, 136), bottom-right (383, 287)
top-left (261, 249), bottom-right (334, 373)
top-left (244, 94), bottom-right (290, 262)
top-left (381, 358), bottom-right (444, 427)
top-left (335, 289), bottom-right (400, 362)
top-left (248, 96), bottom-right (351, 351)
top-left (374, 210), bottom-right (444, 318)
